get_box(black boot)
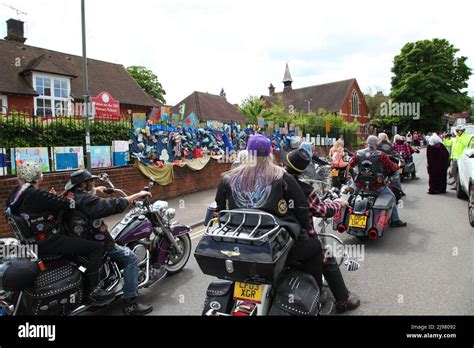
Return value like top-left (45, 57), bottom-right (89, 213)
top-left (87, 272), bottom-right (115, 304)
top-left (123, 297), bottom-right (153, 316)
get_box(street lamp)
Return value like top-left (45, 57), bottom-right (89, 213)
top-left (81, 0), bottom-right (92, 171)
top-left (304, 99), bottom-right (312, 114)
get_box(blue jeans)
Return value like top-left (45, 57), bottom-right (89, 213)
top-left (391, 171), bottom-right (403, 192)
top-left (107, 245), bottom-right (139, 299)
top-left (379, 185), bottom-right (400, 221)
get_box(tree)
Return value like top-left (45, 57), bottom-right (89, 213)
top-left (238, 96), bottom-right (273, 124)
top-left (391, 39), bottom-right (472, 131)
top-left (127, 66), bottom-right (166, 104)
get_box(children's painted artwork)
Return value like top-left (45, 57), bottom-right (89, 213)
top-left (112, 141), bottom-right (130, 167)
top-left (11, 147), bottom-right (50, 174)
top-left (0, 148), bottom-right (6, 176)
top-left (53, 146), bottom-right (84, 172)
top-left (148, 108), bottom-right (161, 124)
top-left (133, 113), bottom-right (147, 129)
top-left (90, 146), bottom-right (112, 169)
top-left (183, 112), bottom-right (199, 128)
top-left (171, 114), bottom-right (180, 127)
top-left (161, 106), bottom-right (171, 123)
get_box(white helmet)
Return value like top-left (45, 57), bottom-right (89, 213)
top-left (456, 125), bottom-right (466, 132)
top-left (17, 161), bottom-right (42, 183)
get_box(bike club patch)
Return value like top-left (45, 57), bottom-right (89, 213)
top-left (278, 199), bottom-right (288, 214)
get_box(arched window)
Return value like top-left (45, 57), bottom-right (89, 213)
top-left (351, 90), bottom-right (359, 116)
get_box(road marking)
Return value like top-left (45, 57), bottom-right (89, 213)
top-left (191, 227), bottom-right (206, 240)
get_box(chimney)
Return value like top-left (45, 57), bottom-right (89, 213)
top-left (4, 19), bottom-right (27, 43)
top-left (268, 83), bottom-right (275, 96)
top-left (282, 63), bottom-right (293, 92)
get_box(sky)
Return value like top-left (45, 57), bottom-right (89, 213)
top-left (1, 0), bottom-right (473, 106)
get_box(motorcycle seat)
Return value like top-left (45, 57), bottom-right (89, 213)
top-left (373, 192), bottom-right (396, 210)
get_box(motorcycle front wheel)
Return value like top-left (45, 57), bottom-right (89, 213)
top-left (165, 234), bottom-right (192, 275)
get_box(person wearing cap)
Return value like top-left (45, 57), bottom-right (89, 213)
top-left (443, 125), bottom-right (470, 186)
top-left (215, 135), bottom-right (325, 289)
top-left (284, 148), bottom-right (360, 313)
top-left (63, 169), bottom-right (154, 316)
top-left (5, 162), bottom-right (115, 304)
top-left (349, 136), bottom-right (407, 228)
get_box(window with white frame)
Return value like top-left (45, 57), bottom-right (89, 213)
top-left (33, 74), bottom-right (71, 116)
top-left (351, 90), bottom-right (359, 116)
top-left (0, 95), bottom-right (7, 114)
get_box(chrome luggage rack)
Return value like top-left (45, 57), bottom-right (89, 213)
top-left (205, 210), bottom-right (284, 244)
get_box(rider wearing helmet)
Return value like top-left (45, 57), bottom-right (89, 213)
top-left (349, 136), bottom-right (407, 228)
top-left (444, 125), bottom-right (471, 185)
top-left (5, 161), bottom-right (114, 304)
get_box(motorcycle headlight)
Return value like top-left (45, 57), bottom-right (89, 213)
top-left (165, 208), bottom-right (176, 221)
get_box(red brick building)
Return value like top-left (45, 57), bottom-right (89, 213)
top-left (262, 64), bottom-right (370, 133)
top-left (0, 19), bottom-right (158, 117)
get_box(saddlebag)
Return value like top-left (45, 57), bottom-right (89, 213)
top-left (23, 260), bottom-right (83, 315)
top-left (202, 280), bottom-right (235, 315)
top-left (0, 258), bottom-right (40, 292)
top-left (195, 210), bottom-right (295, 284)
top-left (269, 269), bottom-right (320, 316)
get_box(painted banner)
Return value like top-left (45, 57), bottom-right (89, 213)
top-left (92, 92), bottom-right (120, 120)
top-left (171, 114), bottom-right (180, 127)
top-left (0, 148), bottom-right (6, 176)
top-left (112, 141), bottom-right (129, 167)
top-left (133, 113), bottom-right (147, 129)
top-left (161, 106), bottom-right (171, 123)
top-left (148, 107), bottom-right (161, 124)
top-left (91, 146), bottom-right (112, 169)
top-left (183, 112), bottom-right (199, 128)
top-left (53, 146), bottom-right (84, 172)
top-left (11, 147), bottom-right (50, 174)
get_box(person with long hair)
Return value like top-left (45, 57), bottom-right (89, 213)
top-left (215, 135), bottom-right (324, 289)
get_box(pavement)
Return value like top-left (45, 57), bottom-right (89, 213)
top-left (94, 149), bottom-right (474, 315)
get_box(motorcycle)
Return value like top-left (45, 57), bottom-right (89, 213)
top-left (333, 177), bottom-right (396, 241)
top-left (196, 188), bottom-right (360, 316)
top-left (0, 174), bottom-right (192, 316)
top-left (330, 151), bottom-right (353, 189)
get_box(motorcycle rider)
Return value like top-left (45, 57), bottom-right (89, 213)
top-left (215, 135), bottom-right (324, 289)
top-left (443, 125), bottom-right (471, 186)
top-left (62, 169), bottom-right (154, 316)
top-left (5, 161), bottom-right (114, 304)
top-left (392, 134), bottom-right (419, 179)
top-left (377, 133), bottom-right (404, 195)
top-left (349, 136), bottom-right (407, 228)
top-left (285, 148), bottom-right (361, 313)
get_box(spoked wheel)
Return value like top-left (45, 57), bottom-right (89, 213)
top-left (165, 234), bottom-right (192, 275)
top-left (469, 185), bottom-right (474, 227)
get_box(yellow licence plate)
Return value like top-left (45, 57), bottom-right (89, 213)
top-left (331, 169), bottom-right (340, 177)
top-left (234, 282), bottom-right (263, 303)
top-left (349, 214), bottom-right (368, 229)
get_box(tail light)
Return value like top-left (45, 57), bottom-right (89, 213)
top-left (233, 311), bottom-right (249, 317)
top-left (337, 224), bottom-right (346, 233)
top-left (233, 302), bottom-right (256, 316)
top-left (348, 209), bottom-right (353, 214)
top-left (368, 229), bottom-right (378, 240)
top-left (365, 210), bottom-right (370, 216)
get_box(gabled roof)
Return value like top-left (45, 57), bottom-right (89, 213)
top-left (172, 91), bottom-right (247, 123)
top-left (0, 39), bottom-right (158, 107)
top-left (262, 78), bottom-right (357, 113)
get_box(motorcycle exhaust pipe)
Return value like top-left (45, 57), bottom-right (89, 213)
top-left (368, 229), bottom-right (378, 240)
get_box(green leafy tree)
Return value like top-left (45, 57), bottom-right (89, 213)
top-left (127, 66), bottom-right (166, 104)
top-left (391, 39), bottom-right (472, 131)
top-left (238, 96), bottom-right (273, 124)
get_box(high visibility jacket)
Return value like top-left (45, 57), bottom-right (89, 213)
top-left (445, 132), bottom-right (471, 160)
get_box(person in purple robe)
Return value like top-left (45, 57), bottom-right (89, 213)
top-left (427, 133), bottom-right (450, 194)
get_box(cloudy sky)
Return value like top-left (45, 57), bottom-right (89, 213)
top-left (1, 0), bottom-right (473, 105)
